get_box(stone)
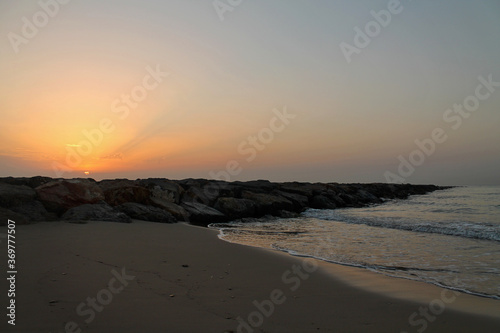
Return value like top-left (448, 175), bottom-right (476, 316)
top-left (273, 190), bottom-right (309, 211)
top-left (139, 178), bottom-right (184, 204)
top-left (181, 201), bottom-right (226, 225)
top-left (0, 183), bottom-right (36, 207)
top-left (35, 179), bottom-right (104, 214)
top-left (0, 207), bottom-right (30, 225)
top-left (214, 197), bottom-right (256, 219)
top-left (310, 195), bottom-right (336, 209)
top-left (241, 191), bottom-right (294, 216)
top-left (61, 203), bottom-right (131, 223)
top-left (11, 201), bottom-right (56, 221)
top-left (150, 200), bottom-right (189, 221)
top-left (99, 179), bottom-right (150, 206)
top-left (116, 202), bottom-right (176, 223)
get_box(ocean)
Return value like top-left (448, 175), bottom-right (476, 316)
top-left (210, 186), bottom-right (500, 299)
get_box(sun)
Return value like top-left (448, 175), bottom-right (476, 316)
top-left (84, 171), bottom-right (90, 176)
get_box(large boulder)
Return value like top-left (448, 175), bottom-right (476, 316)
top-left (0, 183), bottom-right (37, 207)
top-left (272, 190), bottom-right (309, 211)
top-left (241, 191), bottom-right (294, 216)
top-left (61, 203), bottom-right (131, 223)
top-left (0, 207), bottom-right (30, 225)
top-left (35, 179), bottom-right (104, 214)
top-left (99, 179), bottom-right (150, 206)
top-left (10, 201), bottom-right (56, 221)
top-left (116, 202), bottom-right (176, 223)
top-left (354, 189), bottom-right (382, 204)
top-left (310, 195), bottom-right (336, 209)
top-left (150, 201), bottom-right (189, 221)
top-left (139, 179), bottom-right (184, 204)
top-left (181, 183), bottom-right (221, 206)
top-left (214, 197), bottom-right (256, 219)
top-left (181, 202), bottom-right (226, 225)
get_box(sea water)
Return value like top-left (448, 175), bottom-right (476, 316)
top-left (210, 186), bottom-right (500, 299)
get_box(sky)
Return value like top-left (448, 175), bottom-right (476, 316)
top-left (0, 0), bottom-right (499, 185)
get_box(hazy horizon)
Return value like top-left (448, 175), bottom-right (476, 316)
top-left (1, 0), bottom-right (499, 186)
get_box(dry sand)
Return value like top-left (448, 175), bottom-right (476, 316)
top-left (1, 220), bottom-right (499, 332)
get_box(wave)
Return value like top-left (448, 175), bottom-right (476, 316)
top-left (303, 209), bottom-right (500, 242)
top-left (270, 243), bottom-right (500, 300)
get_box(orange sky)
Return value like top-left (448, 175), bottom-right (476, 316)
top-left (1, 1), bottom-right (499, 185)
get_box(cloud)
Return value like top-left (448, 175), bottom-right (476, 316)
top-left (100, 153), bottom-right (124, 160)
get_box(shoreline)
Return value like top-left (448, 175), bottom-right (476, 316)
top-left (211, 225), bottom-right (500, 319)
top-left (1, 220), bottom-right (499, 332)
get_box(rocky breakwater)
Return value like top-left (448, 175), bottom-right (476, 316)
top-left (0, 177), bottom-right (449, 226)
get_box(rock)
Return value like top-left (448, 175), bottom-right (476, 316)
top-left (0, 176), bottom-right (53, 188)
top-left (11, 201), bottom-right (56, 221)
top-left (0, 183), bottom-right (36, 207)
top-left (310, 195), bottom-right (336, 209)
top-left (35, 179), bottom-right (104, 214)
top-left (116, 202), bottom-right (176, 223)
top-left (150, 199), bottom-right (189, 221)
top-left (177, 178), bottom-right (210, 190)
top-left (139, 179), bottom-right (184, 204)
top-left (0, 177), bottom-right (449, 224)
top-left (241, 191), bottom-right (294, 216)
top-left (181, 202), bottom-right (226, 225)
top-left (272, 190), bottom-right (309, 211)
top-left (355, 189), bottom-right (382, 204)
top-left (279, 182), bottom-right (325, 197)
top-left (214, 197), bottom-right (256, 219)
top-left (234, 180), bottom-right (278, 193)
top-left (61, 203), bottom-right (131, 223)
top-left (181, 183), bottom-right (221, 206)
top-left (99, 179), bottom-right (150, 206)
top-left (0, 207), bottom-right (30, 225)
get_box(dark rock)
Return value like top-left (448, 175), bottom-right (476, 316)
top-left (116, 202), bottom-right (176, 223)
top-left (177, 178), bottom-right (210, 190)
top-left (355, 189), bottom-right (382, 204)
top-left (99, 179), bottom-right (150, 206)
top-left (310, 195), bottom-right (336, 209)
top-left (0, 183), bottom-right (36, 207)
top-left (181, 183), bottom-right (222, 206)
top-left (150, 200), bottom-right (189, 221)
top-left (279, 182), bottom-right (325, 197)
top-left (181, 201), bottom-right (226, 225)
top-left (242, 191), bottom-right (294, 216)
top-left (234, 180), bottom-right (278, 193)
top-left (0, 176), bottom-right (53, 188)
top-left (139, 179), bottom-right (184, 204)
top-left (11, 201), bottom-right (57, 221)
top-left (0, 177), bottom-right (449, 225)
top-left (61, 203), bottom-right (131, 223)
top-left (272, 190), bottom-right (309, 211)
top-left (35, 179), bottom-right (104, 214)
top-left (0, 207), bottom-right (30, 225)
top-left (214, 197), bottom-right (256, 219)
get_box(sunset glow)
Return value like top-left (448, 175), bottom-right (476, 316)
top-left (1, 1), bottom-right (499, 185)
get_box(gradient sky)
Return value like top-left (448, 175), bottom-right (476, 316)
top-left (1, 0), bottom-right (499, 185)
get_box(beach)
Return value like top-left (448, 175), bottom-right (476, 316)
top-left (1, 220), bottom-right (499, 332)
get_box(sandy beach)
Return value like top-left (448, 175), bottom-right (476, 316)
top-left (1, 220), bottom-right (499, 333)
